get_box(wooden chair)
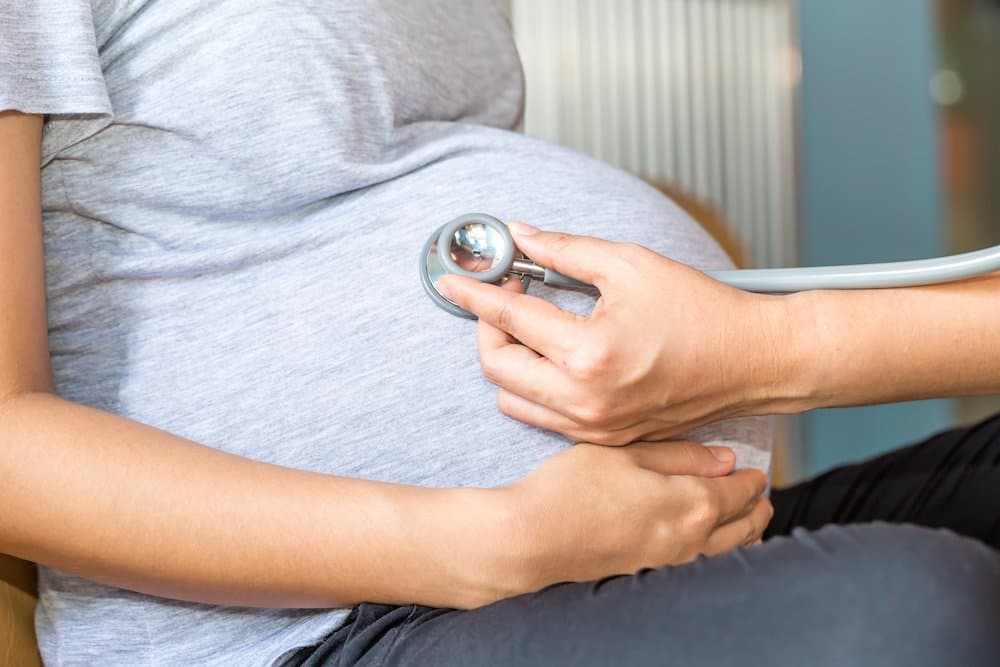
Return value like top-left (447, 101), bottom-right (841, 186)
top-left (0, 553), bottom-right (42, 666)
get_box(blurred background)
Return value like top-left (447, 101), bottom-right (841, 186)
top-left (497, 0), bottom-right (1000, 484)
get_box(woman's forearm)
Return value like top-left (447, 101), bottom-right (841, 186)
top-left (0, 391), bottom-right (506, 609)
top-left (1, 112), bottom-right (508, 610)
top-left (782, 271), bottom-right (1000, 412)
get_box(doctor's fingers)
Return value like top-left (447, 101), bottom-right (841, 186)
top-left (506, 224), bottom-right (635, 289)
top-left (438, 274), bottom-right (587, 362)
top-left (472, 285), bottom-right (594, 419)
top-left (476, 343), bottom-right (590, 419)
top-left (494, 389), bottom-right (664, 446)
top-left (475, 276), bottom-right (528, 350)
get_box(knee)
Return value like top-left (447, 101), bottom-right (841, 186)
top-left (804, 523), bottom-right (1000, 664)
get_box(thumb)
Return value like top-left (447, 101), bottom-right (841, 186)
top-left (508, 221), bottom-right (625, 288)
top-left (625, 441), bottom-right (736, 478)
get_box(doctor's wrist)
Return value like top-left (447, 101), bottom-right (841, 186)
top-left (762, 290), bottom-right (838, 415)
top-left (740, 291), bottom-right (826, 417)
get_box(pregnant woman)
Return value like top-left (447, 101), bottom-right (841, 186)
top-left (1, 2), bottom-right (996, 666)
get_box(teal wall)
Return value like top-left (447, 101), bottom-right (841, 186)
top-left (797, 0), bottom-right (953, 475)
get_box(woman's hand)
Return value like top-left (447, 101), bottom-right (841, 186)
top-left (473, 441), bottom-right (771, 607)
top-left (436, 224), bottom-right (807, 445)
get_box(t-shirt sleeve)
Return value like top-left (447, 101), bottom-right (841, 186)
top-left (0, 0), bottom-right (112, 116)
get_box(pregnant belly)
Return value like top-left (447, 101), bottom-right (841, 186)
top-left (48, 128), bottom-right (770, 487)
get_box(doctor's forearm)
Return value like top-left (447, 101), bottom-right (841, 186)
top-left (780, 272), bottom-right (1000, 412)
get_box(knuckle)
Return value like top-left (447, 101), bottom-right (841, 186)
top-left (678, 480), bottom-right (719, 531)
top-left (699, 499), bottom-right (722, 527)
top-left (747, 468), bottom-right (769, 492)
top-left (676, 441), bottom-right (706, 468)
top-left (649, 517), bottom-right (678, 552)
top-left (563, 352), bottom-right (594, 380)
top-left (568, 395), bottom-right (619, 429)
top-left (688, 478), bottom-right (715, 505)
top-left (585, 429), bottom-right (630, 447)
top-left (685, 507), bottom-right (718, 535)
top-left (568, 401), bottom-right (605, 428)
top-left (550, 233), bottom-right (573, 253)
top-left (616, 243), bottom-right (655, 280)
top-left (619, 242), bottom-right (646, 261)
top-left (608, 430), bottom-right (637, 447)
top-left (480, 354), bottom-right (504, 386)
top-left (563, 340), bottom-right (614, 382)
top-left (617, 243), bottom-right (651, 271)
top-left (560, 349), bottom-right (585, 376)
top-left (589, 342), bottom-right (615, 373)
top-left (493, 304), bottom-right (516, 335)
top-left (495, 391), bottom-right (516, 417)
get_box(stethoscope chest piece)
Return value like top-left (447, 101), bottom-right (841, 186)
top-left (420, 213), bottom-right (529, 319)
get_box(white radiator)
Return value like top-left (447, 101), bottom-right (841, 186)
top-left (510, 0), bottom-right (800, 268)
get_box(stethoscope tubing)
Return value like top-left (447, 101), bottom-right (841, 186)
top-left (703, 245), bottom-right (1000, 292)
top-left (423, 213), bottom-right (1000, 318)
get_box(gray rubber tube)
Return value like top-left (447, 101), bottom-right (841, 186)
top-left (704, 244), bottom-right (1000, 293)
top-left (543, 268), bottom-right (594, 291)
top-left (544, 244), bottom-right (1000, 293)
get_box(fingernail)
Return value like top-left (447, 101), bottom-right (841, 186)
top-left (508, 221), bottom-right (539, 237)
top-left (708, 446), bottom-right (734, 463)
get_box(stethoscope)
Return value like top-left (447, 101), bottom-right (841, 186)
top-left (421, 213), bottom-right (1000, 320)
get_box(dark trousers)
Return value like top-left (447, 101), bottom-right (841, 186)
top-left (291, 415), bottom-right (1000, 667)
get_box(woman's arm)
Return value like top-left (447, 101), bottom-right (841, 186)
top-left (0, 111), bottom-right (493, 609)
top-left (437, 224), bottom-right (1000, 445)
top-left (0, 110), bottom-right (488, 605)
top-left (0, 112), bottom-right (768, 610)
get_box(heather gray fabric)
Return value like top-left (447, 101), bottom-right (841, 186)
top-left (2, 1), bottom-right (772, 665)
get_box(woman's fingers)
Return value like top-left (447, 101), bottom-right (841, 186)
top-left (704, 468), bottom-right (769, 525)
top-left (625, 440), bottom-right (737, 477)
top-left (703, 497), bottom-right (774, 556)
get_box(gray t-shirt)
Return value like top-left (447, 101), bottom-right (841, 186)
top-left (1, 1), bottom-right (772, 664)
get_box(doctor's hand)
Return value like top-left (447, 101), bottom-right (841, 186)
top-left (436, 223), bottom-right (804, 445)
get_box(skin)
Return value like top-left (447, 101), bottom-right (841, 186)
top-left (436, 221), bottom-right (1000, 446)
top-left (0, 111), bottom-right (770, 611)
